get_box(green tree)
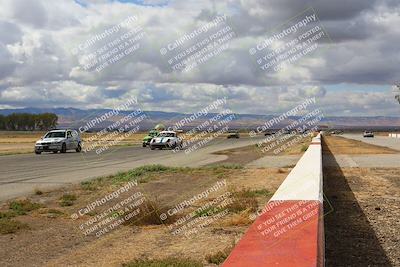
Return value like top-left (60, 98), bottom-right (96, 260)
top-left (0, 115), bottom-right (4, 129)
top-left (0, 113), bottom-right (58, 131)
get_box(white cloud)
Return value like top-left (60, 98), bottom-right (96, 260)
top-left (0, 0), bottom-right (399, 115)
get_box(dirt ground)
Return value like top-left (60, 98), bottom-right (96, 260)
top-left (0, 131), bottom-right (44, 154)
top-left (0, 165), bottom-right (289, 267)
top-left (211, 134), bottom-right (311, 166)
top-left (323, 137), bottom-right (400, 266)
top-left (323, 135), bottom-right (398, 154)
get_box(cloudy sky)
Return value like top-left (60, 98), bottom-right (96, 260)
top-left (0, 0), bottom-right (399, 116)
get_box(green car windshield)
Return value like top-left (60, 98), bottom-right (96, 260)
top-left (149, 130), bottom-right (158, 136)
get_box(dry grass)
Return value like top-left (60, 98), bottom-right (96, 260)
top-left (125, 199), bottom-right (178, 226)
top-left (219, 211), bottom-right (253, 226)
top-left (59, 194), bottom-right (77, 207)
top-left (0, 165), bottom-right (284, 266)
top-left (122, 257), bottom-right (203, 267)
top-left (323, 135), bottom-right (398, 154)
top-left (9, 199), bottom-right (44, 215)
top-left (0, 199), bottom-right (43, 235)
top-left (0, 219), bottom-right (29, 234)
top-left (211, 134), bottom-right (312, 166)
top-left (205, 246), bottom-right (233, 265)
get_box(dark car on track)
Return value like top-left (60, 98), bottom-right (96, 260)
top-left (227, 131), bottom-right (240, 139)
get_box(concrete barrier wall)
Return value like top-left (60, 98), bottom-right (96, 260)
top-left (223, 134), bottom-right (324, 267)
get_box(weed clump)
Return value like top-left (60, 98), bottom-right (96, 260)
top-left (9, 199), bottom-right (43, 215)
top-left (206, 250), bottom-right (230, 264)
top-left (59, 194), bottom-right (77, 207)
top-left (124, 199), bottom-right (177, 226)
top-left (112, 165), bottom-right (182, 184)
top-left (0, 219), bottom-right (29, 234)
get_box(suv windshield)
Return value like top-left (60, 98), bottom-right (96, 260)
top-left (159, 133), bottom-right (175, 137)
top-left (45, 132), bottom-right (65, 138)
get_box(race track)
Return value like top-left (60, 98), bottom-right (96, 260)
top-left (0, 136), bottom-right (264, 201)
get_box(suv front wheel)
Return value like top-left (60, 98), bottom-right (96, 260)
top-left (60, 143), bottom-right (67, 153)
top-left (76, 143), bottom-right (82, 153)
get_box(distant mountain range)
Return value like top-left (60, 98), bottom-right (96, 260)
top-left (1, 107), bottom-right (400, 131)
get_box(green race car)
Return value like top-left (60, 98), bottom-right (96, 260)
top-left (142, 130), bottom-right (159, 147)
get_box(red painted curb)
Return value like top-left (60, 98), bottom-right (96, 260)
top-left (223, 134), bottom-right (324, 267)
top-left (222, 200), bottom-right (324, 267)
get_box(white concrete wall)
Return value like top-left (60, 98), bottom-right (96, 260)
top-left (389, 133), bottom-right (400, 138)
top-left (270, 133), bottom-right (323, 202)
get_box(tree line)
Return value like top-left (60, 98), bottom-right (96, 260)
top-left (0, 113), bottom-right (58, 131)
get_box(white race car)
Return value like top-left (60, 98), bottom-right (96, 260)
top-left (35, 129), bottom-right (82, 154)
top-left (363, 131), bottom-right (374, 138)
top-left (150, 131), bottom-right (182, 150)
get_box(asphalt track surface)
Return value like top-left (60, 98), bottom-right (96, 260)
top-left (0, 136), bottom-right (265, 201)
top-left (3, 133), bottom-right (397, 201)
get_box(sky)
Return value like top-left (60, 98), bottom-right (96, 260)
top-left (0, 0), bottom-right (399, 116)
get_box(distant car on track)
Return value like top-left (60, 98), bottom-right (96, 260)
top-left (35, 129), bottom-right (81, 154)
top-left (363, 131), bottom-right (374, 138)
top-left (264, 130), bottom-right (276, 136)
top-left (227, 131), bottom-right (240, 139)
top-left (149, 131), bottom-right (182, 150)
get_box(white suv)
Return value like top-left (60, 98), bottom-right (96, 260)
top-left (35, 129), bottom-right (82, 154)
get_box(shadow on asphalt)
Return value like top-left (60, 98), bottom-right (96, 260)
top-left (322, 140), bottom-right (392, 267)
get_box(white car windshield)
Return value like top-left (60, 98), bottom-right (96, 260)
top-left (45, 132), bottom-right (65, 138)
top-left (159, 133), bottom-right (175, 137)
